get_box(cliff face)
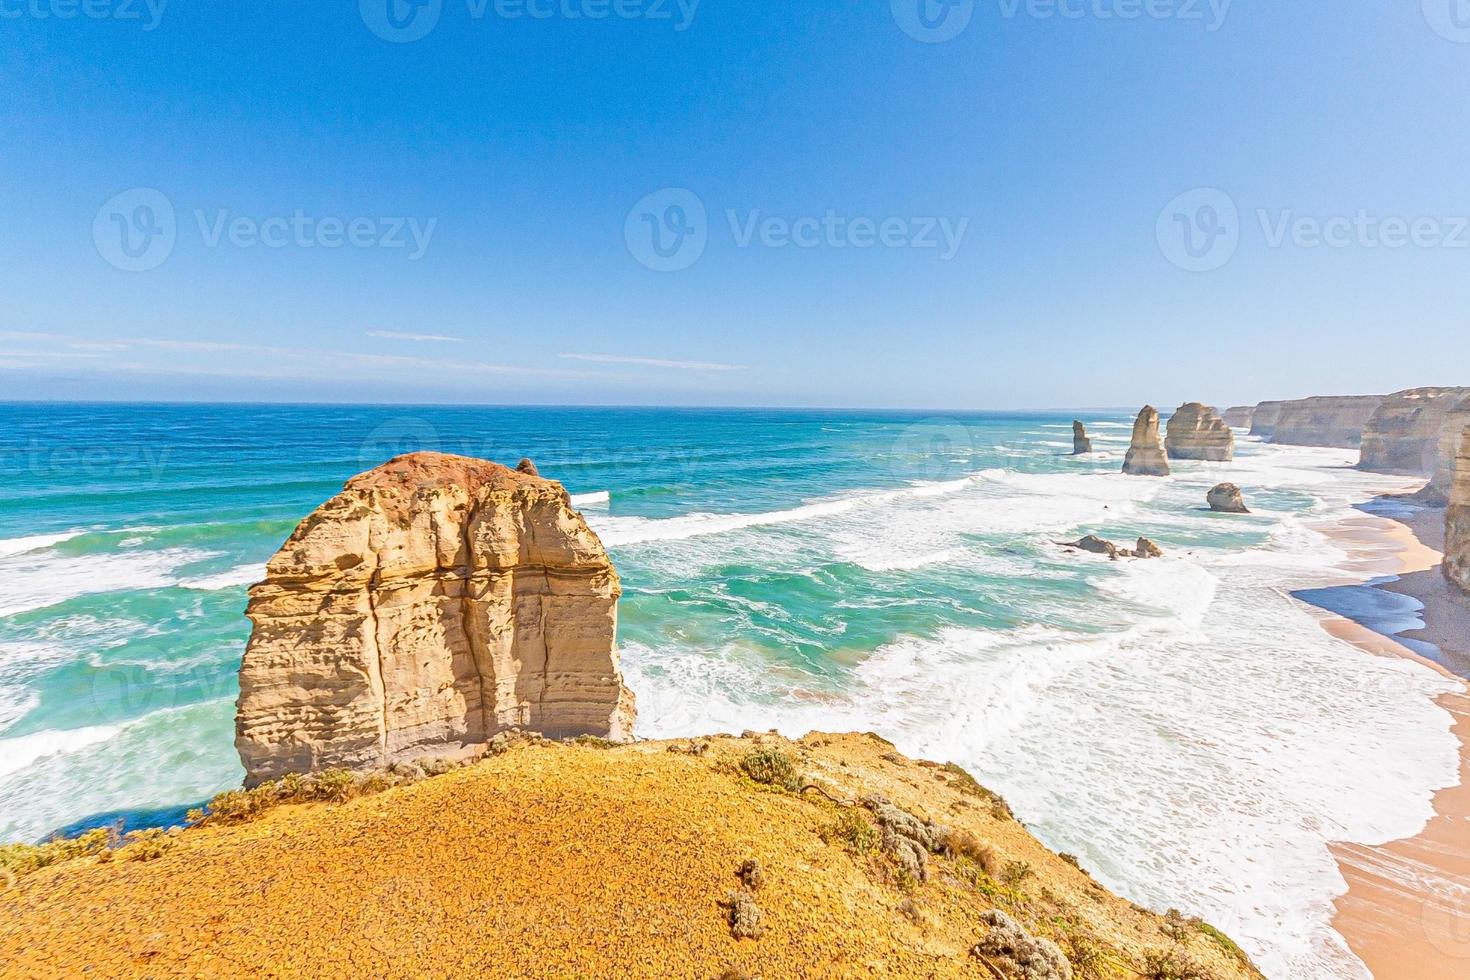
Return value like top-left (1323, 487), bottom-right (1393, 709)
top-left (1248, 401), bottom-right (1285, 439)
top-left (1263, 395), bottom-right (1384, 448)
top-left (1223, 406), bottom-right (1255, 429)
top-left (1122, 406), bottom-right (1170, 476)
top-left (1166, 403), bottom-right (1235, 461)
top-left (1447, 425), bottom-right (1470, 594)
top-left (1419, 396), bottom-right (1470, 504)
top-left (1360, 388), bottom-right (1470, 475)
top-left (235, 452), bottom-right (635, 785)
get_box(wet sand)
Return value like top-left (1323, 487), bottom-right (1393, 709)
top-left (1314, 499), bottom-right (1470, 978)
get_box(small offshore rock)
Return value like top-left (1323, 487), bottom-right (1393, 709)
top-left (1207, 483), bottom-right (1250, 514)
top-left (1071, 421), bottom-right (1093, 455)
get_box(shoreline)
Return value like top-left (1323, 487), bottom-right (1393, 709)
top-left (1311, 494), bottom-right (1470, 978)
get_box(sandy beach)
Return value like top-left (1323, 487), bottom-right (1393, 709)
top-left (1315, 497), bottom-right (1470, 978)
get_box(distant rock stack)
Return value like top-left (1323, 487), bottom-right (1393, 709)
top-left (1207, 483), bottom-right (1250, 514)
top-left (1360, 388), bottom-right (1470, 474)
top-left (1071, 421), bottom-right (1093, 455)
top-left (1419, 395), bottom-right (1470, 505)
top-left (1166, 403), bottom-right (1235, 461)
top-left (1122, 407), bottom-right (1170, 477)
top-left (235, 452), bottom-right (636, 787)
top-left (1223, 406), bottom-right (1255, 429)
top-left (1447, 425), bottom-right (1470, 594)
top-left (516, 458), bottom-right (541, 477)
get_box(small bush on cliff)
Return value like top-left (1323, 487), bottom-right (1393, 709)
top-left (120, 828), bottom-right (174, 863)
top-left (0, 827), bottom-right (114, 881)
top-left (740, 748), bottom-right (802, 792)
top-left (1143, 946), bottom-right (1213, 980)
top-left (822, 809), bottom-right (879, 855)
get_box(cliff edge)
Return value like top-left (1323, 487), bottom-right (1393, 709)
top-left (1448, 425), bottom-right (1470, 594)
top-left (235, 452), bottom-right (635, 786)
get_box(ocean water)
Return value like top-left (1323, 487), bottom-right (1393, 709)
top-left (0, 403), bottom-right (1460, 979)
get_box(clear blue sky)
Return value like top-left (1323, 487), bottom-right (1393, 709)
top-left (2, 1), bottom-right (1467, 408)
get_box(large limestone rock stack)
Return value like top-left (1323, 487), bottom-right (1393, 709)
top-left (1447, 425), bottom-right (1470, 594)
top-left (1071, 421), bottom-right (1093, 455)
top-left (1420, 395), bottom-right (1470, 505)
top-left (235, 452), bottom-right (636, 786)
top-left (1165, 403), bottom-right (1235, 461)
top-left (1122, 406), bottom-right (1170, 477)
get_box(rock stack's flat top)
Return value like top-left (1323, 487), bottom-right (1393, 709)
top-left (1123, 406), bottom-right (1171, 477)
top-left (1360, 387), bottom-right (1470, 475)
top-left (1447, 425), bottom-right (1470, 594)
top-left (1166, 403), bottom-right (1235, 461)
top-left (0, 733), bottom-right (1262, 980)
top-left (236, 452), bottom-right (635, 786)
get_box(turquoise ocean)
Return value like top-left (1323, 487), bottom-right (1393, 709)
top-left (0, 403), bottom-right (1460, 979)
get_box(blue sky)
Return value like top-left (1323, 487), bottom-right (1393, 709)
top-left (2, 1), bottom-right (1467, 408)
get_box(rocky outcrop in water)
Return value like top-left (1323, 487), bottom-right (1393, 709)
top-left (1060, 535), bottom-right (1163, 560)
top-left (1122, 406), bottom-right (1170, 477)
top-left (1423, 397), bottom-right (1470, 505)
top-left (1360, 388), bottom-right (1470, 475)
top-left (1263, 396), bottom-right (1384, 448)
top-left (235, 452), bottom-right (636, 786)
top-left (1224, 406), bottom-right (1255, 429)
top-left (1071, 421), bottom-right (1093, 455)
top-left (1448, 425), bottom-right (1470, 595)
top-left (1166, 403), bottom-right (1235, 461)
top-left (1207, 483), bottom-right (1250, 514)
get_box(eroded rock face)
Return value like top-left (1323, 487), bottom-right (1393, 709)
top-left (1207, 483), bottom-right (1250, 514)
top-left (1071, 421), bottom-right (1093, 455)
top-left (1447, 425), bottom-right (1470, 595)
top-left (1361, 388), bottom-right (1470, 475)
top-left (1249, 401), bottom-right (1285, 440)
top-left (1223, 406), bottom-right (1255, 429)
top-left (1264, 396), bottom-right (1385, 448)
top-left (235, 452), bottom-right (636, 786)
top-left (1420, 396), bottom-right (1470, 505)
top-left (1166, 403), bottom-right (1235, 461)
top-left (1122, 406), bottom-right (1170, 477)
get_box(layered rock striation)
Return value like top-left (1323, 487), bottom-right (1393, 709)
top-left (1264, 396), bottom-right (1384, 448)
top-left (1071, 421), bottom-right (1093, 455)
top-left (1448, 424), bottom-right (1470, 594)
top-left (1360, 388), bottom-right (1470, 475)
top-left (1422, 397), bottom-right (1470, 504)
top-left (1122, 406), bottom-right (1170, 477)
top-left (235, 452), bottom-right (635, 786)
top-left (1166, 403), bottom-right (1235, 461)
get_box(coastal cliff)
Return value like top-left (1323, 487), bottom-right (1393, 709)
top-left (1122, 406), bottom-right (1170, 476)
top-left (1248, 401), bottom-right (1285, 440)
top-left (235, 453), bottom-right (635, 786)
top-left (0, 733), bottom-right (1262, 980)
top-left (1258, 395), bottom-right (1384, 448)
top-left (1165, 403), bottom-right (1234, 461)
top-left (1223, 406), bottom-right (1255, 429)
top-left (1420, 395), bottom-right (1470, 504)
top-left (1448, 424), bottom-right (1470, 593)
top-left (1360, 388), bottom-right (1470, 475)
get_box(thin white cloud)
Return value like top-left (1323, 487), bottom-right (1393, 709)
top-left (367, 330), bottom-right (464, 343)
top-left (559, 353), bottom-right (747, 372)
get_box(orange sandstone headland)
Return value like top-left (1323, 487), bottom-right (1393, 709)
top-left (0, 733), bottom-right (1261, 980)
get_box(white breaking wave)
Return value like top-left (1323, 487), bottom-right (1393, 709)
top-left (618, 442), bottom-right (1461, 980)
top-left (0, 547), bottom-right (221, 619)
top-left (571, 490), bottom-right (611, 507)
top-left (0, 723), bottom-right (122, 781)
top-left (0, 531), bottom-right (85, 559)
top-left (177, 563), bottom-right (267, 592)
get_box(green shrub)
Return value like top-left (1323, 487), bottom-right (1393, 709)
top-left (999, 860), bottom-right (1034, 889)
top-left (0, 827), bottom-right (115, 881)
top-left (740, 748), bottom-right (802, 792)
top-left (822, 809), bottom-right (879, 855)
